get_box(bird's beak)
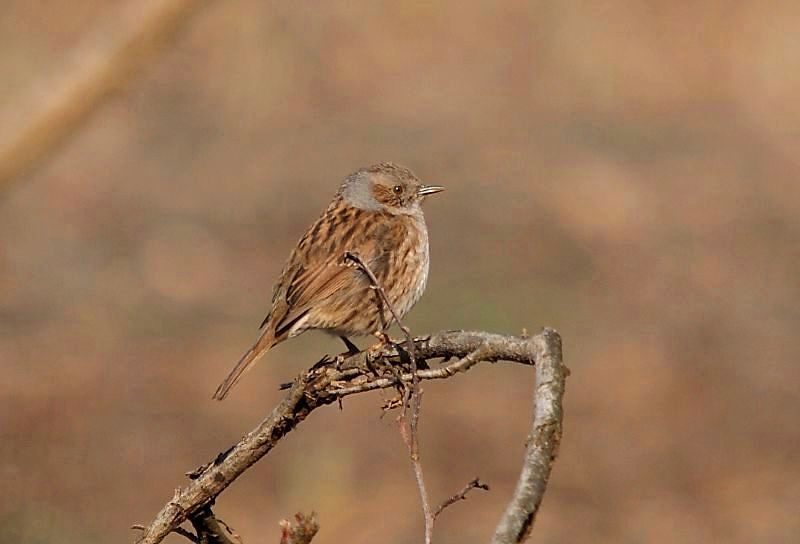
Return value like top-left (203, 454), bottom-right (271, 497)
top-left (417, 185), bottom-right (445, 197)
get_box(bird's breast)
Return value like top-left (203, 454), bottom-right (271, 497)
top-left (384, 213), bottom-right (429, 319)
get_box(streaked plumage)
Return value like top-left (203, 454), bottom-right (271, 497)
top-left (213, 162), bottom-right (443, 400)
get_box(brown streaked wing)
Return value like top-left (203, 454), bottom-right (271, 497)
top-left (268, 207), bottom-right (384, 337)
top-left (257, 198), bottom-right (351, 331)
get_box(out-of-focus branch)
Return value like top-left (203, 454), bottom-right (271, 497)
top-left (492, 328), bottom-right (566, 544)
top-left (279, 513), bottom-right (319, 544)
top-left (0, 0), bottom-right (207, 189)
top-left (133, 328), bottom-right (566, 544)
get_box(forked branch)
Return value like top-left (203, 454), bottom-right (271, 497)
top-left (133, 328), bottom-right (566, 544)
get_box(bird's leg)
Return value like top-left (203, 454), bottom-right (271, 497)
top-left (339, 335), bottom-right (361, 355)
top-left (334, 336), bottom-right (363, 369)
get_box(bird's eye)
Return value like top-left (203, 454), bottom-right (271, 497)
top-left (393, 185), bottom-right (403, 194)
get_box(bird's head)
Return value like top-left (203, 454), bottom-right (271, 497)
top-left (341, 162), bottom-right (444, 215)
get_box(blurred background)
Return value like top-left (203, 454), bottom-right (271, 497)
top-left (2, 1), bottom-right (799, 543)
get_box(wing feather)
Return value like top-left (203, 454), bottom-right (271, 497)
top-left (262, 204), bottom-right (387, 338)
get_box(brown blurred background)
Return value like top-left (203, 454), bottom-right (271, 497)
top-left (2, 1), bottom-right (800, 543)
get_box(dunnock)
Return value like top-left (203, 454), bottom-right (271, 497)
top-left (213, 162), bottom-right (443, 400)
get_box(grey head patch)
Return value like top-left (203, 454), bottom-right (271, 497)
top-left (340, 169), bottom-right (382, 211)
top-left (339, 162), bottom-right (424, 215)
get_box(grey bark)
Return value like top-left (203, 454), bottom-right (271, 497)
top-left (134, 328), bottom-right (566, 544)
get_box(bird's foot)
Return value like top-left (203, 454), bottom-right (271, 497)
top-left (333, 336), bottom-right (364, 369)
top-left (338, 335), bottom-right (361, 355)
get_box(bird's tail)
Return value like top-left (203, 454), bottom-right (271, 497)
top-left (213, 331), bottom-right (277, 400)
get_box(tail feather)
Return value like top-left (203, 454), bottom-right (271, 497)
top-left (213, 332), bottom-right (276, 400)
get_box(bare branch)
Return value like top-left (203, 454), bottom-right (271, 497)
top-left (396, 389), bottom-right (435, 544)
top-left (134, 328), bottom-right (564, 544)
top-left (492, 328), bottom-right (566, 544)
top-left (433, 478), bottom-right (490, 519)
top-left (188, 508), bottom-right (241, 544)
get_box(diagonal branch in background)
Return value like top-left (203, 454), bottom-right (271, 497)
top-left (133, 329), bottom-right (566, 544)
top-left (0, 0), bottom-right (207, 189)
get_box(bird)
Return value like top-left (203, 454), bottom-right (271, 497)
top-left (213, 162), bottom-right (444, 400)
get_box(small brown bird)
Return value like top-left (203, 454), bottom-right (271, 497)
top-left (213, 162), bottom-right (444, 400)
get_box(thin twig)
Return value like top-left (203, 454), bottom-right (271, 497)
top-left (342, 251), bottom-right (414, 345)
top-left (433, 478), bottom-right (490, 519)
top-left (397, 390), bottom-right (435, 544)
top-left (328, 345), bottom-right (491, 398)
top-left (409, 391), bottom-right (432, 543)
top-left (342, 251), bottom-right (432, 542)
